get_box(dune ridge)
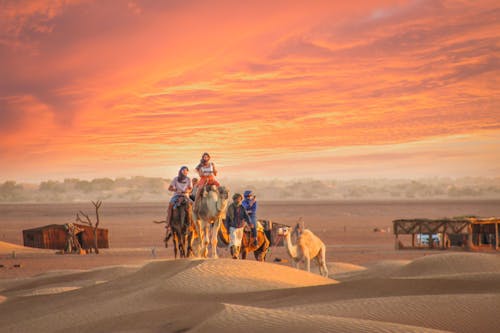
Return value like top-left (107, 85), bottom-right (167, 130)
top-left (0, 253), bottom-right (499, 333)
top-left (192, 303), bottom-right (452, 333)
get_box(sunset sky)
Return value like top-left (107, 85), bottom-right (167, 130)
top-left (1, 0), bottom-right (499, 182)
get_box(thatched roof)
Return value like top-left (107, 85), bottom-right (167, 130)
top-left (392, 217), bottom-right (499, 235)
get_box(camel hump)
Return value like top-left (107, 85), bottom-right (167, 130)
top-left (299, 229), bottom-right (325, 247)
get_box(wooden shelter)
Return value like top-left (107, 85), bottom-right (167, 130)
top-left (23, 223), bottom-right (109, 250)
top-left (393, 217), bottom-right (499, 251)
top-left (260, 220), bottom-right (290, 246)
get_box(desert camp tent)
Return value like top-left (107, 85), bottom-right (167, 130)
top-left (393, 217), bottom-right (499, 251)
top-left (23, 223), bottom-right (109, 250)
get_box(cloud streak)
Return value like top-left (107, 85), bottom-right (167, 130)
top-left (0, 0), bottom-right (499, 181)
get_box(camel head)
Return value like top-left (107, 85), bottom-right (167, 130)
top-left (277, 226), bottom-right (291, 236)
top-left (216, 186), bottom-right (229, 216)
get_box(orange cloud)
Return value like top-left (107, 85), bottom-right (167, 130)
top-left (0, 0), bottom-right (499, 181)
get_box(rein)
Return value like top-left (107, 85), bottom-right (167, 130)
top-left (266, 233), bottom-right (285, 261)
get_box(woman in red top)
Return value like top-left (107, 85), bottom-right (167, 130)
top-left (195, 152), bottom-right (220, 187)
top-left (193, 152), bottom-right (220, 210)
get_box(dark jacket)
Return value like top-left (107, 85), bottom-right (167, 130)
top-left (225, 202), bottom-right (250, 229)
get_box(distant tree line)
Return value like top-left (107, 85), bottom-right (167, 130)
top-left (0, 177), bottom-right (499, 203)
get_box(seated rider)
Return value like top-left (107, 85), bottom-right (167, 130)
top-left (242, 190), bottom-right (259, 246)
top-left (194, 152), bottom-right (220, 209)
top-left (166, 166), bottom-right (193, 229)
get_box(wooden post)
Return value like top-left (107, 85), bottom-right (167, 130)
top-left (411, 233), bottom-right (415, 248)
top-left (395, 233), bottom-right (399, 250)
top-left (478, 225), bottom-right (482, 246)
top-left (495, 223), bottom-right (499, 250)
top-left (467, 224), bottom-right (473, 250)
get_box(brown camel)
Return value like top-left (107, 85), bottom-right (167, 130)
top-left (279, 226), bottom-right (328, 277)
top-left (219, 220), bottom-right (270, 261)
top-left (154, 196), bottom-right (196, 258)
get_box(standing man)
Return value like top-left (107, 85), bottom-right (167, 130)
top-left (225, 193), bottom-right (251, 259)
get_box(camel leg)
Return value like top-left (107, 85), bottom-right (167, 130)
top-left (202, 223), bottom-right (210, 258)
top-left (197, 218), bottom-right (209, 259)
top-left (186, 227), bottom-right (194, 258)
top-left (172, 233), bottom-right (178, 259)
top-left (241, 247), bottom-right (247, 260)
top-left (230, 246), bottom-right (238, 259)
top-left (210, 219), bottom-right (220, 259)
top-left (305, 256), bottom-right (311, 272)
top-left (181, 231), bottom-right (189, 258)
top-left (192, 214), bottom-right (202, 257)
top-left (319, 246), bottom-right (328, 277)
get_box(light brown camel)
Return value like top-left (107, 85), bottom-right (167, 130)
top-left (193, 185), bottom-right (229, 258)
top-left (279, 226), bottom-right (329, 277)
top-left (218, 220), bottom-right (270, 261)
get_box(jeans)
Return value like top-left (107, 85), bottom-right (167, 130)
top-left (249, 215), bottom-right (257, 239)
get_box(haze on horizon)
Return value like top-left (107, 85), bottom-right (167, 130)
top-left (1, 0), bottom-right (499, 183)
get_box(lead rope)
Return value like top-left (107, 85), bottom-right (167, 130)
top-left (266, 233), bottom-right (284, 261)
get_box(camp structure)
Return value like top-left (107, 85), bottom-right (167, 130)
top-left (23, 223), bottom-right (109, 250)
top-left (393, 216), bottom-right (499, 251)
top-left (260, 220), bottom-right (290, 246)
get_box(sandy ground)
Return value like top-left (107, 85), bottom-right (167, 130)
top-left (1, 200), bottom-right (499, 332)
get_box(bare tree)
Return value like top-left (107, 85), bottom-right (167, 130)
top-left (75, 200), bottom-right (102, 254)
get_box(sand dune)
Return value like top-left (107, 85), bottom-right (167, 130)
top-left (0, 241), bottom-right (55, 255)
top-left (0, 241), bottom-right (34, 252)
top-left (393, 252), bottom-right (500, 278)
top-left (327, 262), bottom-right (367, 275)
top-left (282, 293), bottom-right (500, 333)
top-left (0, 253), bottom-right (498, 333)
top-left (162, 259), bottom-right (336, 293)
top-left (193, 303), bottom-right (451, 333)
top-left (331, 260), bottom-right (410, 281)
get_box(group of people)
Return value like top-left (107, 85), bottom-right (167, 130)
top-left (166, 152), bottom-right (259, 247)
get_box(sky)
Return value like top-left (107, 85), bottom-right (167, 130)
top-left (1, 0), bottom-right (499, 182)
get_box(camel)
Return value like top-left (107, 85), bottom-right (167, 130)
top-left (169, 196), bottom-right (195, 258)
top-left (154, 197), bottom-right (196, 258)
top-left (218, 220), bottom-right (270, 261)
top-left (193, 185), bottom-right (229, 258)
top-left (279, 226), bottom-right (329, 277)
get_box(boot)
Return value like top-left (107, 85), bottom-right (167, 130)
top-left (253, 229), bottom-right (259, 246)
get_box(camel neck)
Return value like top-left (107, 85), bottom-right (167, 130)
top-left (284, 232), bottom-right (297, 259)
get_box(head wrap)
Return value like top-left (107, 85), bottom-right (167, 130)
top-left (244, 190), bottom-right (254, 198)
top-left (177, 166), bottom-right (189, 183)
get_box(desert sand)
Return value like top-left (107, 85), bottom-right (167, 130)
top-left (1, 200), bottom-right (499, 332)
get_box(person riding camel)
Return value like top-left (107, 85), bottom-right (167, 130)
top-left (242, 190), bottom-right (259, 246)
top-left (166, 166), bottom-right (193, 231)
top-left (194, 152), bottom-right (220, 211)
